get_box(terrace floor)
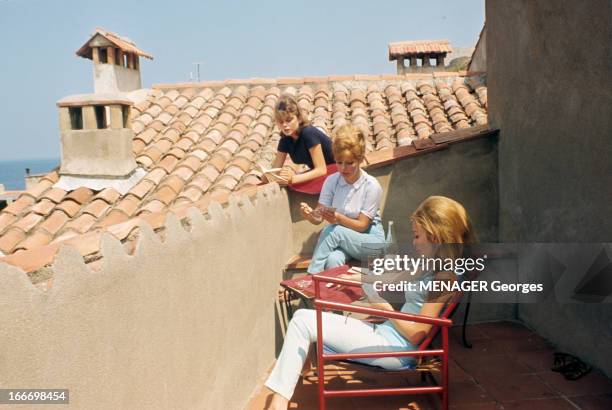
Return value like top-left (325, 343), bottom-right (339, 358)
top-left (246, 321), bottom-right (612, 409)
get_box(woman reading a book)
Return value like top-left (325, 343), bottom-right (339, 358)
top-left (262, 94), bottom-right (336, 194)
top-left (265, 195), bottom-right (474, 409)
top-left (300, 124), bottom-right (385, 273)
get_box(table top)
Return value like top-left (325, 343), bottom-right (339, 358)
top-left (280, 265), bottom-right (364, 305)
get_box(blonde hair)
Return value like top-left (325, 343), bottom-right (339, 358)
top-left (332, 124), bottom-right (366, 162)
top-left (411, 196), bottom-right (475, 245)
top-left (275, 94), bottom-right (310, 130)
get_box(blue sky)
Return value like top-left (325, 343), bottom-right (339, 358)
top-left (0, 0), bottom-right (484, 161)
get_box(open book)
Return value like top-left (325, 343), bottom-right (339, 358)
top-left (257, 165), bottom-right (289, 184)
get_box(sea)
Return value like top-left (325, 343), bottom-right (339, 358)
top-left (0, 158), bottom-right (60, 191)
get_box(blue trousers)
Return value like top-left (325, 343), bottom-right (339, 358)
top-left (307, 221), bottom-right (385, 274)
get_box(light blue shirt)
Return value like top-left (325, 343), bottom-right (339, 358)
top-left (319, 170), bottom-right (383, 221)
top-left (374, 271), bottom-right (435, 367)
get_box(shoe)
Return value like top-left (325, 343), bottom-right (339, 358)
top-left (562, 360), bottom-right (592, 380)
top-left (552, 352), bottom-right (578, 372)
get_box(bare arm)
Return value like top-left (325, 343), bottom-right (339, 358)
top-left (262, 151), bottom-right (288, 184)
top-left (369, 301), bottom-right (445, 346)
top-left (284, 144), bottom-right (327, 185)
top-left (321, 210), bottom-right (372, 233)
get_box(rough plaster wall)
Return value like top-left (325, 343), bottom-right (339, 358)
top-left (487, 0), bottom-right (612, 375)
top-left (0, 185), bottom-right (293, 410)
top-left (94, 64), bottom-right (142, 93)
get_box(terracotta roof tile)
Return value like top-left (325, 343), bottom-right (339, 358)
top-left (179, 155), bottom-right (203, 173)
top-left (31, 199), bottom-right (57, 216)
top-left (115, 195), bottom-right (140, 217)
top-left (208, 153), bottom-right (229, 173)
top-left (188, 175), bottom-right (213, 192)
top-left (129, 179), bottom-right (156, 200)
top-left (40, 187), bottom-right (67, 203)
top-left (144, 167), bottom-right (168, 185)
top-left (133, 138), bottom-right (147, 154)
top-left (213, 175), bottom-right (239, 191)
top-left (38, 210), bottom-right (70, 236)
top-left (230, 157), bottom-right (252, 173)
top-left (0, 212), bottom-right (17, 233)
top-left (159, 175), bottom-right (185, 193)
top-left (65, 187), bottom-right (94, 204)
top-left (167, 147), bottom-right (186, 159)
top-left (13, 230), bottom-right (53, 252)
top-left (97, 210), bottom-right (129, 227)
top-left (55, 199), bottom-right (82, 218)
top-left (159, 155), bottom-right (179, 173)
top-left (62, 213), bottom-right (97, 234)
top-left (2, 195), bottom-right (35, 216)
top-left (27, 179), bottom-right (54, 199)
top-left (82, 199), bottom-right (111, 219)
top-left (151, 186), bottom-right (178, 205)
top-left (176, 186), bottom-right (203, 203)
top-left (0, 228), bottom-right (27, 253)
top-left (94, 188), bottom-right (121, 204)
top-left (198, 138), bottom-right (218, 154)
top-left (11, 212), bottom-right (42, 233)
top-left (172, 166), bottom-right (195, 181)
top-left (138, 199), bottom-right (166, 215)
top-left (198, 165), bottom-right (221, 183)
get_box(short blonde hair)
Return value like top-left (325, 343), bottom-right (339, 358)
top-left (411, 196), bottom-right (475, 245)
top-left (275, 94), bottom-right (310, 130)
top-left (332, 124), bottom-right (366, 162)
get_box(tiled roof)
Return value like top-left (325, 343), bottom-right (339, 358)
top-left (0, 72), bottom-right (487, 258)
top-left (388, 40), bottom-right (453, 59)
top-left (76, 27), bottom-right (154, 60)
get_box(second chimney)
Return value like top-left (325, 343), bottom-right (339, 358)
top-left (388, 39), bottom-right (453, 74)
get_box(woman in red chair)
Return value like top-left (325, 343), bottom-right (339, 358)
top-left (265, 196), bottom-right (475, 409)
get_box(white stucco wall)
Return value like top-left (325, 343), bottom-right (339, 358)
top-left (94, 64), bottom-right (142, 93)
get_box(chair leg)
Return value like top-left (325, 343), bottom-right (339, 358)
top-left (462, 291), bottom-right (473, 348)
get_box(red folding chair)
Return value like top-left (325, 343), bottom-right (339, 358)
top-left (313, 273), bottom-right (460, 410)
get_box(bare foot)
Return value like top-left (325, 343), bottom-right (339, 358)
top-left (267, 392), bottom-right (289, 410)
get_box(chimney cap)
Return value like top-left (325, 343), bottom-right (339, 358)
top-left (56, 93), bottom-right (134, 108)
top-left (75, 27), bottom-right (154, 60)
top-left (388, 39), bottom-right (452, 61)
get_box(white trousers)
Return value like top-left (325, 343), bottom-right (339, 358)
top-left (264, 309), bottom-right (408, 400)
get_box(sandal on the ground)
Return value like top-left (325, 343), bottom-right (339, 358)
top-left (552, 352), bottom-right (578, 372)
top-left (562, 360), bottom-right (592, 380)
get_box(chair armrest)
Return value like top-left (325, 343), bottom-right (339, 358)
top-left (314, 298), bottom-right (453, 327)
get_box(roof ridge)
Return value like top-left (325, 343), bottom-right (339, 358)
top-left (151, 71), bottom-right (485, 91)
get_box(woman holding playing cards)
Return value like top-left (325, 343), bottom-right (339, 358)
top-left (299, 123), bottom-right (385, 273)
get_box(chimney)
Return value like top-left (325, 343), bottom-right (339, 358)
top-left (75, 28), bottom-right (153, 93)
top-left (388, 40), bottom-right (452, 74)
top-left (57, 94), bottom-right (136, 178)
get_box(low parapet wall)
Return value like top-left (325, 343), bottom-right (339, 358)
top-left (0, 185), bottom-right (292, 409)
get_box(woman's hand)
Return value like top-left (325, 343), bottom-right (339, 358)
top-left (279, 168), bottom-right (293, 185)
top-left (300, 202), bottom-right (322, 224)
top-left (320, 208), bottom-right (339, 224)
